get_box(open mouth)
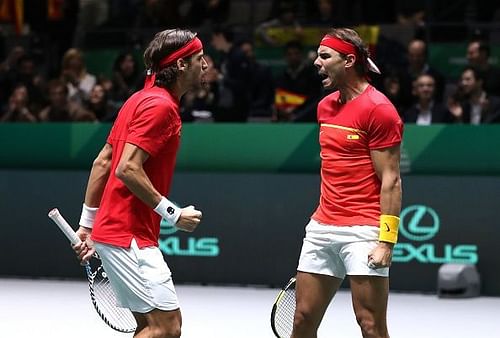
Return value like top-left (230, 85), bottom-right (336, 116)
top-left (318, 72), bottom-right (331, 87)
top-left (318, 72), bottom-right (328, 80)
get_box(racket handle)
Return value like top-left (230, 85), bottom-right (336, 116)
top-left (48, 208), bottom-right (82, 245)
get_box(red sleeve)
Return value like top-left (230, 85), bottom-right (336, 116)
top-left (367, 103), bottom-right (403, 149)
top-left (126, 96), bottom-right (178, 156)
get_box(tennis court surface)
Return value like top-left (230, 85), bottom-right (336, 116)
top-left (1, 278), bottom-right (498, 338)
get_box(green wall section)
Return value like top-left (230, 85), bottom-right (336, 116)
top-left (1, 123), bottom-right (499, 175)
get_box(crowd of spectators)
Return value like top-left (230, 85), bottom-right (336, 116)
top-left (1, 0), bottom-right (500, 124)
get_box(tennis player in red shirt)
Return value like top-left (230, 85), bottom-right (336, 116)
top-left (292, 28), bottom-right (403, 338)
top-left (73, 29), bottom-right (207, 338)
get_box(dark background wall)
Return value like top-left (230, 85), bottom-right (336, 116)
top-left (1, 170), bottom-right (499, 295)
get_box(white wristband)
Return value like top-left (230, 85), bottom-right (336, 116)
top-left (79, 203), bottom-right (98, 229)
top-left (154, 197), bottom-right (181, 225)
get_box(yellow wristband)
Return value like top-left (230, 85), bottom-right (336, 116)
top-left (379, 214), bottom-right (400, 243)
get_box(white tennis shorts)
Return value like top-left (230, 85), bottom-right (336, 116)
top-left (94, 238), bottom-right (179, 313)
top-left (297, 219), bottom-right (389, 279)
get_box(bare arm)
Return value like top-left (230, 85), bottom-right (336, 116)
top-left (83, 143), bottom-right (113, 207)
top-left (368, 144), bottom-right (402, 268)
top-left (115, 143), bottom-right (202, 231)
top-left (371, 145), bottom-right (402, 217)
top-left (75, 143), bottom-right (112, 262)
top-left (114, 142), bottom-right (162, 208)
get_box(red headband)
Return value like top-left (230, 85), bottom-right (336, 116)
top-left (319, 35), bottom-right (381, 74)
top-left (159, 37), bottom-right (203, 68)
top-left (320, 36), bottom-right (357, 56)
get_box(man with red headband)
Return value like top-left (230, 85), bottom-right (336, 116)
top-left (292, 28), bottom-right (403, 338)
top-left (72, 29), bottom-right (207, 338)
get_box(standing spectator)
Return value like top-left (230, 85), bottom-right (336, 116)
top-left (403, 74), bottom-right (452, 124)
top-left (210, 26), bottom-right (251, 122)
top-left (0, 45), bottom-right (25, 103)
top-left (256, 1), bottom-right (304, 47)
top-left (0, 85), bottom-right (38, 122)
top-left (274, 40), bottom-right (323, 122)
top-left (466, 40), bottom-right (500, 96)
top-left (240, 39), bottom-right (275, 119)
top-left (110, 51), bottom-right (143, 105)
top-left (448, 66), bottom-right (500, 124)
top-left (60, 48), bottom-right (97, 104)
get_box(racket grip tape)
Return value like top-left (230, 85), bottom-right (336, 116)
top-left (48, 208), bottom-right (82, 245)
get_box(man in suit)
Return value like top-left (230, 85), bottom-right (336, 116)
top-left (404, 74), bottom-right (452, 124)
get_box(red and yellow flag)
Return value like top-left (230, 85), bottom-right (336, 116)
top-left (275, 88), bottom-right (307, 111)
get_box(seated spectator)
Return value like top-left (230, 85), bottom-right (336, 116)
top-left (403, 74), bottom-right (452, 125)
top-left (38, 79), bottom-right (96, 122)
top-left (0, 85), bottom-right (38, 122)
top-left (379, 39), bottom-right (446, 114)
top-left (447, 66), bottom-right (500, 124)
top-left (10, 54), bottom-right (47, 114)
top-left (379, 68), bottom-right (408, 114)
top-left (240, 40), bottom-right (275, 119)
top-left (274, 40), bottom-right (323, 122)
top-left (83, 83), bottom-right (117, 122)
top-left (60, 48), bottom-right (97, 104)
top-left (256, 1), bottom-right (303, 47)
top-left (405, 39), bottom-right (446, 103)
top-left (110, 51), bottom-right (142, 105)
top-left (466, 40), bottom-right (500, 96)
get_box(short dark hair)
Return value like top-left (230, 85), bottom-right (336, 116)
top-left (212, 25), bottom-right (234, 43)
top-left (462, 65), bottom-right (485, 83)
top-left (143, 29), bottom-right (197, 88)
top-left (325, 28), bottom-right (370, 76)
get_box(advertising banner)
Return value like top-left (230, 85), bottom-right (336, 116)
top-left (1, 171), bottom-right (499, 295)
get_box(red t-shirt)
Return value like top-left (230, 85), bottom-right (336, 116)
top-left (311, 85), bottom-right (403, 226)
top-left (91, 86), bottom-right (181, 248)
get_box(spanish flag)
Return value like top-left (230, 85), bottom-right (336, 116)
top-left (275, 88), bottom-right (307, 111)
top-left (0, 0), bottom-right (24, 35)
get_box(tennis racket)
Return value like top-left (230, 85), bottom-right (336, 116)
top-left (48, 208), bottom-right (137, 333)
top-left (271, 276), bottom-right (297, 338)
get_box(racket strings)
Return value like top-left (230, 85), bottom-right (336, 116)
top-left (274, 288), bottom-right (296, 338)
top-left (89, 268), bottom-right (136, 333)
